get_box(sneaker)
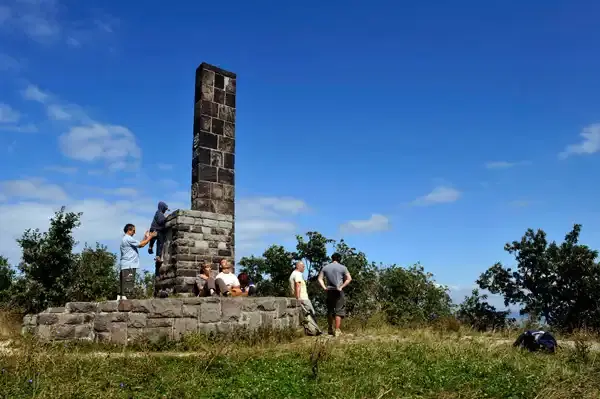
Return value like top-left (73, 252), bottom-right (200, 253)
top-left (334, 329), bottom-right (342, 337)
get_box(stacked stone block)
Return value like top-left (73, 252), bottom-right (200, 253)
top-left (191, 63), bottom-right (235, 231)
top-left (23, 298), bottom-right (301, 345)
top-left (155, 210), bottom-right (234, 294)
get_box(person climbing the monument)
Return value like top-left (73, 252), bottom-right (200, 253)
top-left (215, 259), bottom-right (245, 296)
top-left (148, 201), bottom-right (169, 263)
top-left (120, 223), bottom-right (156, 299)
top-left (290, 261), bottom-right (322, 336)
top-left (318, 252), bottom-right (352, 337)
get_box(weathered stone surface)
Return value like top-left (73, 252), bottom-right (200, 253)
top-left (67, 302), bottom-right (98, 313)
top-left (99, 301), bottom-right (119, 312)
top-left (38, 313), bottom-right (58, 325)
top-left (111, 322), bottom-right (127, 345)
top-left (58, 314), bottom-right (85, 325)
top-left (25, 297), bottom-right (301, 345)
top-left (47, 307), bottom-right (65, 313)
top-left (173, 318), bottom-right (198, 339)
top-left (127, 313), bottom-right (147, 328)
top-left (221, 298), bottom-right (242, 322)
top-left (200, 300), bottom-right (220, 323)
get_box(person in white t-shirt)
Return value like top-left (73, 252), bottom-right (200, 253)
top-left (289, 261), bottom-right (322, 335)
top-left (215, 259), bottom-right (242, 296)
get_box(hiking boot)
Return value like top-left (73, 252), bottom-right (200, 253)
top-left (148, 247), bottom-right (154, 254)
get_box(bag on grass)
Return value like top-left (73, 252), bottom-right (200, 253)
top-left (513, 330), bottom-right (557, 353)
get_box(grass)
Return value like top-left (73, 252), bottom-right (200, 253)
top-left (2, 325), bottom-right (600, 398)
top-left (2, 310), bottom-right (600, 398)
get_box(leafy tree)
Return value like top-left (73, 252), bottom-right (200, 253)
top-left (0, 256), bottom-right (15, 304)
top-left (296, 231), bottom-right (334, 279)
top-left (133, 270), bottom-right (155, 299)
top-left (238, 245), bottom-right (296, 296)
top-left (456, 289), bottom-right (514, 331)
top-left (477, 224), bottom-right (600, 332)
top-left (378, 263), bottom-right (452, 325)
top-left (67, 244), bottom-right (119, 302)
top-left (15, 207), bottom-right (81, 313)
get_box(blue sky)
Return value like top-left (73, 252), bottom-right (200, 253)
top-left (1, 0), bottom-right (600, 308)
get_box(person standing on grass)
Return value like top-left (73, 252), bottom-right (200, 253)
top-left (290, 261), bottom-right (322, 336)
top-left (120, 223), bottom-right (156, 299)
top-left (318, 253), bottom-right (352, 337)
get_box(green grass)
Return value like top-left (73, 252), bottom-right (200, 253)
top-left (2, 328), bottom-right (600, 399)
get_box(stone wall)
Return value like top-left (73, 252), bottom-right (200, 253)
top-left (191, 62), bottom-right (236, 258)
top-left (155, 209), bottom-right (233, 294)
top-left (22, 297), bottom-right (301, 345)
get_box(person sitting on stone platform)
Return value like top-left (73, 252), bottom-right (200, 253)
top-left (237, 272), bottom-right (257, 296)
top-left (215, 260), bottom-right (246, 297)
top-left (194, 263), bottom-right (218, 297)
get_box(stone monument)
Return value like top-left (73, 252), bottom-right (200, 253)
top-left (155, 63), bottom-right (236, 295)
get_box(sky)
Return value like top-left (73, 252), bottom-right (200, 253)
top-left (1, 0), bottom-right (600, 309)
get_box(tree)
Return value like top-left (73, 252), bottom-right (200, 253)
top-left (378, 263), bottom-right (452, 325)
top-left (238, 245), bottom-right (296, 296)
top-left (15, 207), bottom-right (81, 313)
top-left (296, 231), bottom-right (334, 279)
top-left (0, 256), bottom-right (15, 304)
top-left (67, 244), bottom-right (119, 302)
top-left (456, 289), bottom-right (514, 331)
top-left (477, 224), bottom-right (600, 332)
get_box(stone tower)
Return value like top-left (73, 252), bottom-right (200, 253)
top-left (155, 63), bottom-right (236, 295)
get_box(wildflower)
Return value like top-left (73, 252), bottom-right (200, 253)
top-left (28, 379), bottom-right (33, 383)
top-left (120, 382), bottom-right (124, 388)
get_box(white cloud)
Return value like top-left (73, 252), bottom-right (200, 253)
top-left (59, 124), bottom-right (141, 170)
top-left (0, 103), bottom-right (20, 123)
top-left (559, 123), bottom-right (600, 159)
top-left (237, 197), bottom-right (308, 218)
top-left (47, 104), bottom-right (72, 120)
top-left (22, 84), bottom-right (49, 103)
top-left (0, 178), bottom-right (67, 202)
top-left (412, 186), bottom-right (461, 206)
top-left (485, 161), bottom-right (529, 169)
top-left (340, 214), bottom-right (390, 235)
top-left (44, 165), bottom-right (77, 174)
top-left (0, 0), bottom-right (117, 47)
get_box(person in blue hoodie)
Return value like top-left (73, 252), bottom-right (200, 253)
top-left (148, 201), bottom-right (169, 262)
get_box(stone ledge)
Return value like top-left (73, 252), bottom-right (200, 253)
top-left (22, 297), bottom-right (300, 345)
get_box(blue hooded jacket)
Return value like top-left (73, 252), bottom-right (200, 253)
top-left (150, 201), bottom-right (169, 231)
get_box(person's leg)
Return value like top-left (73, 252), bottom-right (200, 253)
top-left (215, 278), bottom-right (230, 296)
top-left (326, 290), bottom-right (335, 335)
top-left (301, 299), bottom-right (322, 334)
top-left (334, 291), bottom-right (346, 335)
top-left (202, 277), bottom-right (216, 296)
top-left (148, 229), bottom-right (156, 254)
top-left (122, 268), bottom-right (136, 299)
top-left (155, 230), bottom-right (165, 261)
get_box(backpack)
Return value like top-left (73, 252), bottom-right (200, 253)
top-left (513, 330), bottom-right (557, 353)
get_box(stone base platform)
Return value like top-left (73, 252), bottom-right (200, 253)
top-left (156, 209), bottom-right (234, 295)
top-left (22, 297), bottom-right (300, 345)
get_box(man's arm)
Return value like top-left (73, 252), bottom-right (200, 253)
top-left (318, 270), bottom-right (327, 291)
top-left (137, 231), bottom-right (156, 248)
top-left (339, 270), bottom-right (352, 291)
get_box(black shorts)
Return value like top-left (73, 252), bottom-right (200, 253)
top-left (326, 289), bottom-right (346, 317)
